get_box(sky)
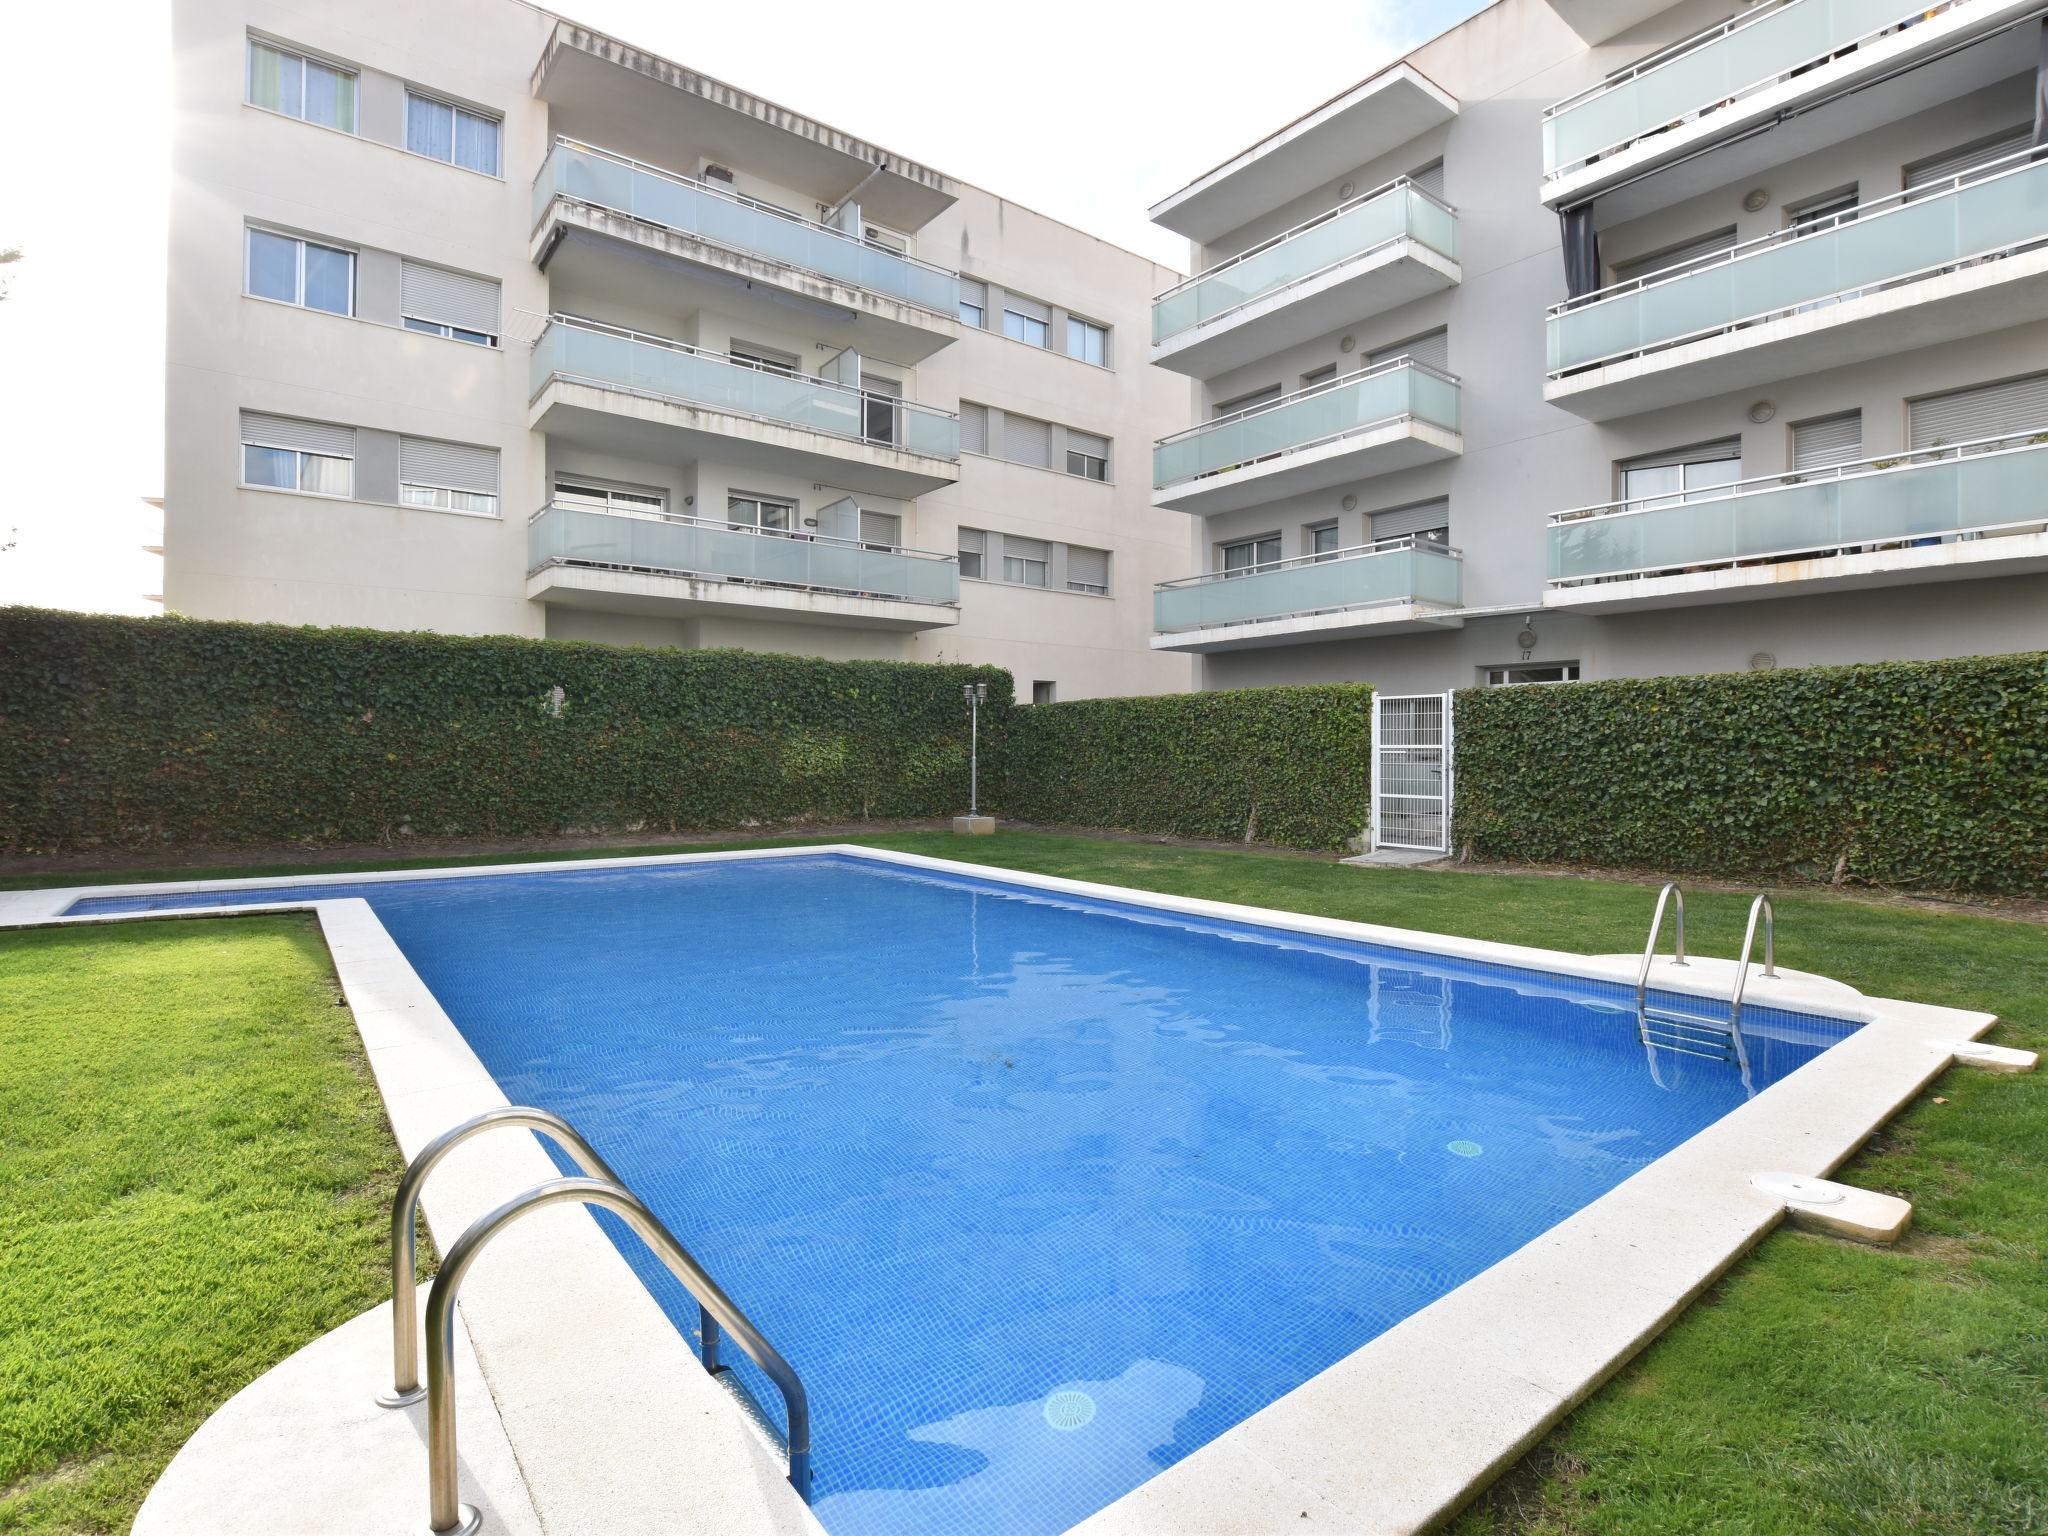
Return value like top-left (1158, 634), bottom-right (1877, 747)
top-left (0, 0), bottom-right (1469, 617)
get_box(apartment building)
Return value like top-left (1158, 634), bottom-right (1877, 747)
top-left (166, 0), bottom-right (1192, 702)
top-left (1145, 0), bottom-right (2048, 693)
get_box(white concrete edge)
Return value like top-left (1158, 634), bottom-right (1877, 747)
top-left (6, 844), bottom-right (2001, 1536)
top-left (1150, 421), bottom-right (1464, 515)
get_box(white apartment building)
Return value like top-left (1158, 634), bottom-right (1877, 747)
top-left (1146, 0), bottom-right (2048, 692)
top-left (166, 0), bottom-right (1193, 702)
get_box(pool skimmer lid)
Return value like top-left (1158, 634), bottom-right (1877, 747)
top-left (1044, 1389), bottom-right (1096, 1430)
top-left (1751, 1172), bottom-right (1844, 1206)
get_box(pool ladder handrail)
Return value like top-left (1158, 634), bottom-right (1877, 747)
top-left (1634, 886), bottom-right (1768, 1093)
top-left (381, 1108), bottom-right (813, 1536)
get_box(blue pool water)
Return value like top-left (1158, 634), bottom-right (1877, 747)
top-left (78, 855), bottom-right (1853, 1535)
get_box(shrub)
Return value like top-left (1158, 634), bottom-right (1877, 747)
top-left (998, 685), bottom-right (1373, 849)
top-left (1452, 654), bottom-right (2048, 895)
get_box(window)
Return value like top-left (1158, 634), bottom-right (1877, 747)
top-left (239, 411), bottom-right (353, 497)
top-left (245, 228), bottom-right (353, 315)
top-left (957, 527), bottom-right (986, 580)
top-left (859, 509), bottom-right (901, 549)
top-left (400, 260), bottom-right (500, 347)
top-left (960, 402), bottom-right (988, 455)
top-left (405, 91), bottom-right (500, 175)
top-left (1787, 187), bottom-right (1858, 231)
top-left (1619, 442), bottom-right (1741, 507)
top-left (1220, 535), bottom-right (1280, 574)
top-left (863, 224), bottom-right (908, 254)
top-left (246, 39), bottom-right (356, 132)
top-left (1611, 228), bottom-right (1737, 286)
top-left (1308, 522), bottom-right (1341, 559)
top-left (1003, 294), bottom-right (1051, 348)
top-left (555, 480), bottom-right (666, 516)
top-left (1908, 373), bottom-right (2048, 449)
top-left (1791, 412), bottom-right (1863, 470)
top-left (1001, 412), bottom-right (1052, 470)
top-left (1065, 430), bottom-right (1109, 482)
top-left (1066, 317), bottom-right (1108, 366)
top-left (1065, 545), bottom-right (1110, 595)
top-left (1002, 535), bottom-right (1050, 587)
top-left (1368, 328), bottom-right (1449, 373)
top-left (728, 494), bottom-right (794, 532)
top-left (959, 279), bottom-right (986, 329)
top-left (398, 436), bottom-right (499, 516)
top-left (1485, 663), bottom-right (1581, 686)
top-left (1032, 681), bottom-right (1057, 705)
top-left (862, 374), bottom-right (901, 446)
top-left (730, 344), bottom-right (799, 377)
top-left (1216, 384), bottom-right (1282, 419)
top-left (1371, 498), bottom-right (1451, 547)
top-left (1905, 126), bottom-right (2030, 195)
top-left (1407, 160), bottom-right (1446, 199)
top-left (1301, 364), bottom-right (1338, 390)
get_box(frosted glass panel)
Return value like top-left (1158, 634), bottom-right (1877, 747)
top-left (1153, 186), bottom-right (1456, 343)
top-left (1547, 444), bottom-right (2048, 580)
top-left (537, 144), bottom-right (959, 315)
top-left (1154, 366), bottom-right (1459, 488)
top-left (530, 506), bottom-right (959, 605)
top-left (533, 323), bottom-right (960, 460)
top-left (1155, 547), bottom-right (1462, 631)
top-left (1548, 157), bottom-right (2048, 371)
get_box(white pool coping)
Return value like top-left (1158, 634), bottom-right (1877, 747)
top-left (2, 844), bottom-right (2001, 1536)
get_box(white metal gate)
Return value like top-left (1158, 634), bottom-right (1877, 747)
top-left (1371, 692), bottom-right (1453, 853)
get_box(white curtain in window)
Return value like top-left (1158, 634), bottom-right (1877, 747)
top-left (304, 59), bottom-right (355, 131)
top-left (454, 110), bottom-right (500, 175)
top-left (407, 94), bottom-right (454, 161)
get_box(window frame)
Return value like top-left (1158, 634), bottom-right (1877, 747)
top-left (1065, 316), bottom-right (1108, 367)
top-left (1220, 534), bottom-right (1282, 575)
top-left (1064, 545), bottom-right (1111, 596)
top-left (403, 316), bottom-right (497, 348)
top-left (554, 479), bottom-right (667, 517)
top-left (245, 38), bottom-right (358, 133)
top-left (240, 442), bottom-right (353, 499)
top-left (1002, 307), bottom-right (1050, 348)
top-left (244, 226), bottom-right (356, 317)
top-left (1483, 662), bottom-right (1583, 687)
top-left (957, 527), bottom-right (986, 580)
top-left (399, 482), bottom-right (498, 517)
top-left (1065, 447), bottom-right (1109, 482)
top-left (1617, 441), bottom-right (1742, 508)
top-left (403, 88), bottom-right (503, 177)
top-left (726, 493), bottom-right (795, 534)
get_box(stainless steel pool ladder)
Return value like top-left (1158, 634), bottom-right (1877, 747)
top-left (379, 1106), bottom-right (813, 1535)
top-left (1635, 886), bottom-right (1770, 1089)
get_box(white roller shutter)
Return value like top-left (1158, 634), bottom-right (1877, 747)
top-left (399, 435), bottom-right (499, 492)
top-left (1369, 329), bottom-right (1448, 372)
top-left (240, 410), bottom-right (355, 457)
top-left (1905, 126), bottom-right (2030, 191)
top-left (1002, 412), bottom-right (1051, 468)
top-left (400, 260), bottom-right (501, 334)
top-left (1791, 412), bottom-right (1862, 470)
top-left (960, 401), bottom-right (987, 454)
top-left (1002, 292), bottom-right (1051, 323)
top-left (1612, 227), bottom-right (1738, 284)
top-left (1066, 544), bottom-right (1110, 588)
top-left (1372, 497), bottom-right (1450, 540)
top-left (1908, 374), bottom-right (2048, 449)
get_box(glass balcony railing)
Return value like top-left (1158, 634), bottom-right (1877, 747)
top-left (1154, 538), bottom-right (1464, 633)
top-left (1549, 148), bottom-right (2048, 374)
top-left (529, 504), bottom-right (961, 606)
top-left (1153, 360), bottom-right (1461, 491)
top-left (1547, 432), bottom-right (2048, 584)
top-left (1543, 0), bottom-right (1958, 177)
top-left (1152, 179), bottom-right (1458, 344)
top-left (531, 316), bottom-right (961, 461)
top-left (533, 139), bottom-right (961, 316)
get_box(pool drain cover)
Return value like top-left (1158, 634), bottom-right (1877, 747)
top-left (1446, 1139), bottom-right (1483, 1158)
top-left (1044, 1389), bottom-right (1096, 1430)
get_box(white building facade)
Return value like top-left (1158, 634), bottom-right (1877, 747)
top-left (1146, 0), bottom-right (2048, 692)
top-left (166, 0), bottom-right (1193, 702)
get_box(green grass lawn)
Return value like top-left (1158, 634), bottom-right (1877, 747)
top-left (0, 917), bottom-right (409, 1534)
top-left (3, 829), bottom-right (2042, 1533)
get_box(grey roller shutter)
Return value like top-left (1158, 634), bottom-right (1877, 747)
top-left (399, 435), bottom-right (499, 492)
top-left (1908, 374), bottom-right (2048, 449)
top-left (1372, 497), bottom-right (1450, 540)
top-left (960, 401), bottom-right (987, 454)
top-left (1066, 544), bottom-right (1110, 587)
top-left (859, 509), bottom-right (901, 545)
top-left (1905, 127), bottom-right (2030, 191)
top-left (1791, 412), bottom-right (1862, 470)
top-left (1066, 429), bottom-right (1108, 458)
top-left (1003, 534), bottom-right (1050, 562)
top-left (1408, 161), bottom-right (1445, 198)
top-left (1612, 227), bottom-right (1738, 284)
top-left (959, 278), bottom-right (986, 307)
top-left (400, 260), bottom-right (501, 334)
top-left (1003, 293), bottom-right (1051, 324)
top-left (240, 410), bottom-right (355, 457)
top-left (1370, 329), bottom-right (1448, 372)
top-left (1002, 412), bottom-right (1051, 468)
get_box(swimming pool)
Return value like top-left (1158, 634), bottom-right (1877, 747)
top-left (76, 852), bottom-right (1857, 1536)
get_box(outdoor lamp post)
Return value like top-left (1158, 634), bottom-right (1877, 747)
top-left (953, 680), bottom-right (995, 835)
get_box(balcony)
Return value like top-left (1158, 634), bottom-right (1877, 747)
top-left (527, 503), bottom-right (961, 629)
top-left (532, 140), bottom-right (960, 364)
top-left (1545, 431), bottom-right (2048, 611)
top-left (1152, 360), bottom-right (1462, 516)
top-left (1151, 180), bottom-right (1460, 378)
top-left (1547, 148), bottom-right (2048, 418)
top-left (1151, 538), bottom-right (1464, 652)
top-left (529, 316), bottom-right (961, 500)
top-left (1541, 0), bottom-right (2044, 217)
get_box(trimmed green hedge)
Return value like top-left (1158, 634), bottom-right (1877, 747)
top-left (1452, 654), bottom-right (2048, 895)
top-left (0, 609), bottom-right (1009, 854)
top-left (998, 685), bottom-right (1374, 850)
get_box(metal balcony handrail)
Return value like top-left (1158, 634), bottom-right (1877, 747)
top-left (538, 313), bottom-right (959, 421)
top-left (536, 136), bottom-right (961, 284)
top-left (376, 1105), bottom-right (624, 1409)
top-left (421, 1174), bottom-right (812, 1534)
top-left (527, 502), bottom-right (959, 563)
top-left (1152, 177), bottom-right (1457, 302)
top-left (1153, 356), bottom-right (1459, 448)
top-left (1551, 143), bottom-right (2048, 315)
top-left (1548, 428), bottom-right (2048, 525)
top-left (1155, 534), bottom-right (1461, 591)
